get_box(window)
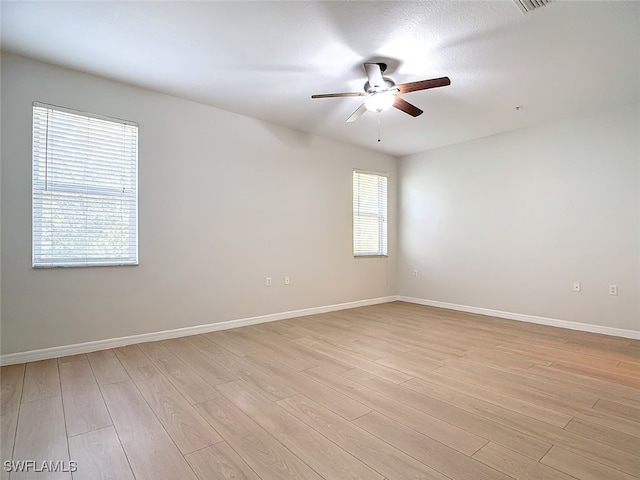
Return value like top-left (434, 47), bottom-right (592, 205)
top-left (353, 170), bottom-right (388, 257)
top-left (32, 102), bottom-right (138, 267)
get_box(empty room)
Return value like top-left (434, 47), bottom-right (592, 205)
top-left (1, 1), bottom-right (638, 479)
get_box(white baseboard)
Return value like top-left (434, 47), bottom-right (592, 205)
top-left (5, 294), bottom-right (636, 365)
top-left (398, 296), bottom-right (640, 340)
top-left (0, 296), bottom-right (399, 366)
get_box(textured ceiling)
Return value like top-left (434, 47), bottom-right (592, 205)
top-left (2, 1), bottom-right (639, 156)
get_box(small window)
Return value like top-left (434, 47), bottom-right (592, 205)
top-left (32, 102), bottom-right (138, 267)
top-left (353, 170), bottom-right (388, 257)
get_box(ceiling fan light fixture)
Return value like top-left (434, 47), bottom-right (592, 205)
top-left (311, 61), bottom-right (450, 122)
top-left (364, 92), bottom-right (395, 112)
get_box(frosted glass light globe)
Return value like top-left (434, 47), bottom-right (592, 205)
top-left (364, 92), bottom-right (395, 112)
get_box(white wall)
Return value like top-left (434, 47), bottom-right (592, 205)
top-left (3, 52), bottom-right (637, 358)
top-left (398, 103), bottom-right (640, 332)
top-left (1, 53), bottom-right (397, 355)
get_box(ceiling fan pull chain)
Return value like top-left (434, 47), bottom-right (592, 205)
top-left (377, 112), bottom-right (382, 143)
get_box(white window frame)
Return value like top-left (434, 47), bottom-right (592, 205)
top-left (353, 169), bottom-right (388, 257)
top-left (32, 102), bottom-right (138, 268)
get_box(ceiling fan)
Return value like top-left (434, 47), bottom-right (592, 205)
top-left (311, 62), bottom-right (450, 122)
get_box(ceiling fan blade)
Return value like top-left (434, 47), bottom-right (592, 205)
top-left (311, 92), bottom-right (364, 99)
top-left (346, 103), bottom-right (367, 123)
top-left (397, 77), bottom-right (451, 94)
top-left (393, 97), bottom-right (423, 117)
top-left (364, 63), bottom-right (385, 89)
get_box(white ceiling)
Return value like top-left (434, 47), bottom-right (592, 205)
top-left (2, 1), bottom-right (639, 156)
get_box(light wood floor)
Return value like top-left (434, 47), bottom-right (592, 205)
top-left (2, 302), bottom-right (639, 480)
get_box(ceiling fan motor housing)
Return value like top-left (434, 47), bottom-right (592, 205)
top-left (364, 77), bottom-right (396, 94)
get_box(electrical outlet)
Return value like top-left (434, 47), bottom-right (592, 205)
top-left (285, 276), bottom-right (290, 285)
top-left (412, 270), bottom-right (418, 277)
top-left (572, 282), bottom-right (581, 292)
top-left (609, 285), bottom-right (618, 296)
top-left (266, 277), bottom-right (272, 287)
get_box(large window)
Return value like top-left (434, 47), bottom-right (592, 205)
top-left (353, 170), bottom-right (388, 257)
top-left (32, 102), bottom-right (138, 267)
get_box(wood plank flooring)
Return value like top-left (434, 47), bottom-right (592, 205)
top-left (1, 302), bottom-right (639, 479)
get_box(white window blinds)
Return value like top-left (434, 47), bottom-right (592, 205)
top-left (32, 102), bottom-right (138, 267)
top-left (353, 170), bottom-right (388, 257)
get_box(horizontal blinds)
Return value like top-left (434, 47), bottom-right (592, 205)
top-left (32, 103), bottom-right (138, 267)
top-left (353, 170), bottom-right (388, 256)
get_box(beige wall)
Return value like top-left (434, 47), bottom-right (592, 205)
top-left (398, 103), bottom-right (640, 332)
top-left (3, 52), bottom-right (638, 357)
top-left (1, 53), bottom-right (397, 355)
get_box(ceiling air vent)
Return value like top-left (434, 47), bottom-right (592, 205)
top-left (513, 0), bottom-right (553, 14)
